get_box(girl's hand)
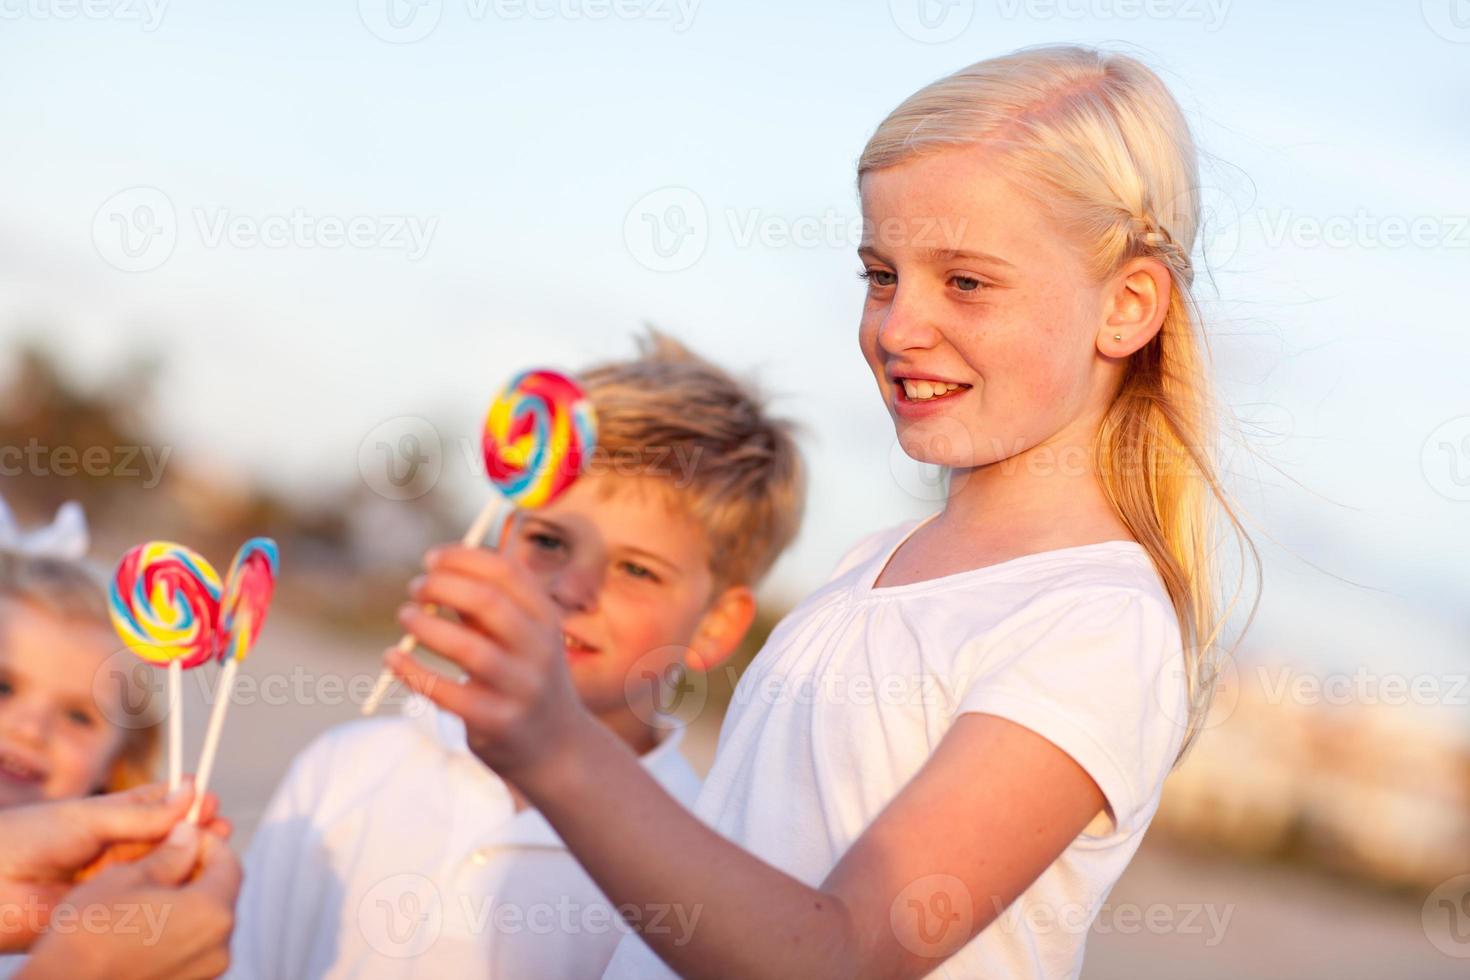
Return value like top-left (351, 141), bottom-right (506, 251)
top-left (18, 821), bottom-right (241, 980)
top-left (385, 545), bottom-right (597, 786)
top-left (0, 782), bottom-right (227, 952)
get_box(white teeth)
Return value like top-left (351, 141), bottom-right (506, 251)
top-left (899, 379), bottom-right (965, 401)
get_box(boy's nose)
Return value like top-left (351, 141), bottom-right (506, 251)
top-left (549, 565), bottom-right (599, 615)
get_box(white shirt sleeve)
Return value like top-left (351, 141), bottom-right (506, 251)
top-left (227, 732), bottom-right (342, 979)
top-left (953, 586), bottom-right (1188, 837)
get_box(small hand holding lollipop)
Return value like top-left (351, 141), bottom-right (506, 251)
top-left (361, 368), bottom-right (597, 715)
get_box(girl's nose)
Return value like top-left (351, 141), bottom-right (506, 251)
top-left (0, 700), bottom-right (49, 747)
top-left (877, 285), bottom-right (943, 354)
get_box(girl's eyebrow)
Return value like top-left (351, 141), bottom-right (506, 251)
top-left (918, 246), bottom-right (1015, 268)
top-left (857, 244), bottom-right (1015, 269)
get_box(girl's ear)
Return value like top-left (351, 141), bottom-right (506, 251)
top-left (687, 584), bottom-right (757, 674)
top-left (1098, 256), bottom-right (1173, 357)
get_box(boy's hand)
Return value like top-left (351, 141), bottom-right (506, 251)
top-left (386, 545), bottom-right (596, 785)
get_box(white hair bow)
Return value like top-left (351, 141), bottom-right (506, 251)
top-left (0, 497), bottom-right (90, 560)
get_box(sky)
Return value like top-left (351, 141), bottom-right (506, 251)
top-left (0, 0), bottom-right (1466, 726)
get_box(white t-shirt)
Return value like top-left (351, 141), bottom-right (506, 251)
top-left (229, 696), bottom-right (702, 979)
top-left (602, 517), bottom-right (1189, 980)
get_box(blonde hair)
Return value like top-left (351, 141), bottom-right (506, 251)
top-left (0, 551), bottom-right (161, 791)
top-left (859, 45), bottom-right (1259, 764)
top-left (577, 330), bottom-right (806, 591)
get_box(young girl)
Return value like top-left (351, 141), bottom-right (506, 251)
top-left (386, 44), bottom-right (1255, 979)
top-left (0, 504), bottom-right (161, 807)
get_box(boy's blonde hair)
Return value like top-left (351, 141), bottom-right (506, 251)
top-left (0, 551), bottom-right (161, 792)
top-left (577, 330), bottom-right (805, 591)
top-left (859, 45), bottom-right (1259, 764)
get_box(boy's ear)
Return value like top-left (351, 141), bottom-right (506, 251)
top-left (687, 584), bottom-right (757, 674)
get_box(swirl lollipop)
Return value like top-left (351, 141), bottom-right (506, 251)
top-left (188, 538), bottom-right (279, 822)
top-left (108, 542), bottom-right (223, 792)
top-left (362, 368), bottom-right (597, 715)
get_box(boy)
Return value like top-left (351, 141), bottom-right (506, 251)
top-left (229, 332), bottom-right (804, 978)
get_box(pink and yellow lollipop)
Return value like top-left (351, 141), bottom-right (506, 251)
top-left (217, 537), bottom-right (280, 663)
top-left (108, 541), bottom-right (222, 668)
top-left (189, 537), bottom-right (279, 822)
top-left (108, 541), bottom-right (222, 792)
top-left (482, 369), bottom-right (596, 509)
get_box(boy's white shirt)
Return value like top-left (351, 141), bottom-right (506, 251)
top-left (601, 517), bottom-right (1190, 980)
top-left (229, 695), bottom-right (701, 979)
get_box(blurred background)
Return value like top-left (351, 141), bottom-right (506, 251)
top-left (2, 1), bottom-right (1468, 976)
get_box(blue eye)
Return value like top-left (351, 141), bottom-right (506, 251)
top-left (951, 275), bottom-right (983, 292)
top-left (858, 268), bottom-right (896, 288)
top-left (529, 532), bottom-right (567, 553)
top-left (620, 561), bottom-right (659, 583)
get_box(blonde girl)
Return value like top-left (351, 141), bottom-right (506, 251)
top-left (386, 43), bottom-right (1256, 979)
top-left (0, 507), bottom-right (161, 806)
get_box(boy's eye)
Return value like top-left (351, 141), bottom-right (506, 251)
top-left (858, 268), bottom-right (896, 288)
top-left (0, 679), bottom-right (12, 698)
top-left (619, 561), bottom-right (659, 583)
top-left (66, 707), bottom-right (96, 728)
top-left (951, 275), bottom-right (984, 292)
top-left (528, 531), bottom-right (568, 554)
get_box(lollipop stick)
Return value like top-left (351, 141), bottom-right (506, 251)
top-left (360, 499), bottom-right (516, 715)
top-left (167, 660), bottom-right (182, 793)
top-left (187, 658), bottom-right (238, 824)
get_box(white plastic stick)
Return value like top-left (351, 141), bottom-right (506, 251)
top-left (360, 498), bottom-right (513, 716)
top-left (167, 660), bottom-right (182, 793)
top-left (188, 658), bottom-right (238, 824)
